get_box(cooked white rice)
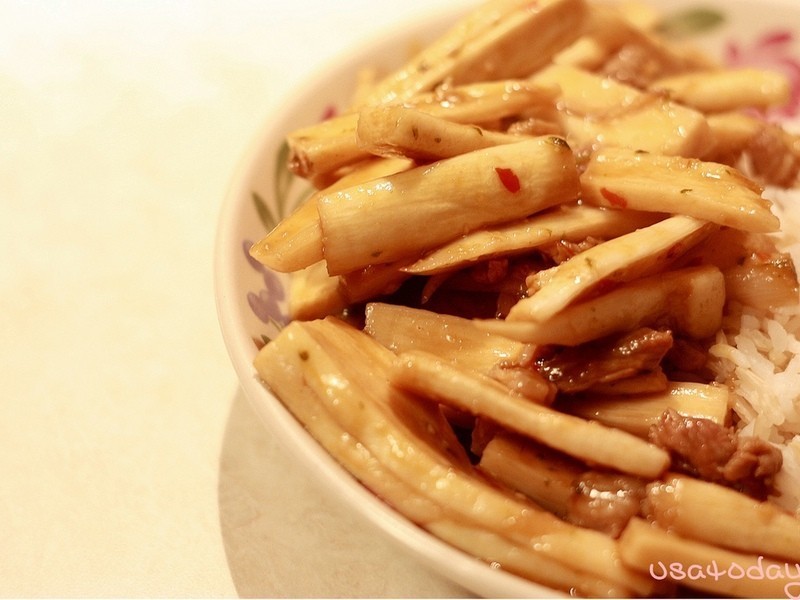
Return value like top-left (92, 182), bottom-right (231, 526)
top-left (707, 186), bottom-right (800, 516)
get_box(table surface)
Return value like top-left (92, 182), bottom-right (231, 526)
top-left (0, 1), bottom-right (472, 596)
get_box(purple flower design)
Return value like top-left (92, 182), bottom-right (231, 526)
top-left (724, 29), bottom-right (800, 118)
top-left (242, 103), bottom-right (341, 337)
top-left (243, 239), bottom-right (289, 328)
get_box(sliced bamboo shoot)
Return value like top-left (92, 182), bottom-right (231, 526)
top-left (392, 350), bottom-right (671, 478)
top-left (563, 382), bottom-right (730, 438)
top-left (364, 302), bottom-right (527, 372)
top-left (364, 303), bottom-right (553, 402)
top-left (250, 193), bottom-right (322, 273)
top-left (647, 474), bottom-right (800, 562)
top-left (262, 319), bottom-right (654, 594)
top-left (507, 215), bottom-right (714, 323)
top-left (589, 370), bottom-right (668, 395)
top-left (581, 148), bottom-right (779, 233)
top-left (287, 80), bottom-right (558, 179)
top-left (404, 204), bottom-right (664, 276)
top-left (319, 136), bottom-right (580, 275)
top-left (288, 260), bottom-right (347, 321)
top-left (251, 156), bottom-right (413, 272)
top-left (361, 0), bottom-right (589, 105)
top-left (337, 261), bottom-right (411, 305)
top-left (555, 3), bottom-right (708, 77)
top-left (414, 80), bottom-right (559, 124)
top-left (357, 104), bottom-right (528, 162)
top-left (554, 5), bottom-right (636, 71)
top-left (651, 68), bottom-right (790, 113)
top-left (286, 113), bottom-right (361, 180)
top-left (530, 64), bottom-right (712, 157)
top-left (619, 517), bottom-right (796, 598)
top-left (429, 519), bottom-right (633, 598)
top-left (479, 432), bottom-right (581, 517)
top-left (254, 320), bottom-right (445, 524)
top-left (477, 265), bottom-right (726, 345)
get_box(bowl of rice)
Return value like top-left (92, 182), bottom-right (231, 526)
top-left (215, 0), bottom-right (800, 596)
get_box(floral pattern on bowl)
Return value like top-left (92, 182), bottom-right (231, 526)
top-left (725, 29), bottom-right (800, 119)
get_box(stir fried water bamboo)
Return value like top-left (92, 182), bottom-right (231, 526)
top-left (248, 0), bottom-right (800, 596)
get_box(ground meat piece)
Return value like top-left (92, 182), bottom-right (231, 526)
top-left (649, 408), bottom-right (736, 477)
top-left (602, 44), bottom-right (666, 88)
top-left (467, 259), bottom-right (510, 287)
top-left (648, 408), bottom-right (783, 500)
top-left (745, 122), bottom-right (800, 187)
top-left (566, 471), bottom-right (646, 537)
top-left (488, 362), bottom-right (557, 405)
top-left (664, 336), bottom-right (711, 380)
top-left (535, 327), bottom-right (674, 393)
top-left (723, 436), bottom-right (785, 487)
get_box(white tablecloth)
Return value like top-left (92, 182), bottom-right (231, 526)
top-left (0, 1), bottom-right (469, 596)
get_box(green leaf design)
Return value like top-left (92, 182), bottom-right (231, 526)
top-left (274, 140), bottom-right (295, 221)
top-left (656, 8), bottom-right (725, 39)
top-left (253, 140), bottom-right (314, 234)
top-left (252, 191), bottom-right (276, 231)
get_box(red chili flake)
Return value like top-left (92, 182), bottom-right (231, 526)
top-left (320, 104), bottom-right (338, 121)
top-left (495, 167), bottom-right (521, 193)
top-left (600, 187), bottom-right (627, 208)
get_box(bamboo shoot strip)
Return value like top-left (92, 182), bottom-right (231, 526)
top-left (530, 64), bottom-right (713, 158)
top-left (619, 517), bottom-right (797, 599)
top-left (361, 0), bottom-right (589, 106)
top-left (318, 136), bottom-right (580, 275)
top-left (356, 104), bottom-right (528, 162)
top-left (364, 302), bottom-right (527, 373)
top-left (404, 205), bottom-right (664, 276)
top-left (563, 382), bottom-right (730, 438)
top-left (650, 68), bottom-right (790, 114)
top-left (286, 113), bottom-right (361, 180)
top-left (479, 432), bottom-right (581, 517)
top-left (581, 148), bottom-right (780, 233)
top-left (250, 197), bottom-right (322, 272)
top-left (647, 474), bottom-right (800, 562)
top-left (287, 80), bottom-right (559, 179)
top-left (337, 261), bottom-right (412, 305)
top-left (507, 215), bottom-right (714, 323)
top-left (292, 318), bottom-right (656, 595)
top-left (392, 349), bottom-right (671, 478)
top-left (428, 519), bottom-right (632, 599)
top-left (414, 80), bottom-right (559, 125)
top-left (254, 320), bottom-right (445, 524)
top-left (250, 156), bottom-right (413, 273)
top-left (477, 265), bottom-right (726, 345)
top-left (554, 3), bottom-right (709, 75)
top-left (287, 260), bottom-right (347, 321)
top-left (364, 302), bottom-right (553, 403)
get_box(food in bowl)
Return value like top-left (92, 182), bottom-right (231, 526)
top-left (243, 0), bottom-right (800, 596)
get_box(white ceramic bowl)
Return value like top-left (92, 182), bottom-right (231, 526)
top-left (215, 0), bottom-right (800, 596)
